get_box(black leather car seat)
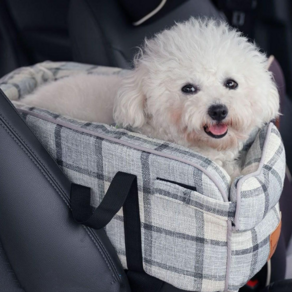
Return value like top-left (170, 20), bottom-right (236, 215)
top-left (68, 0), bottom-right (223, 68)
top-left (0, 90), bottom-right (131, 292)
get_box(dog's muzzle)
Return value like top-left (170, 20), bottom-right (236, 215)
top-left (204, 124), bottom-right (228, 139)
top-left (204, 104), bottom-right (229, 138)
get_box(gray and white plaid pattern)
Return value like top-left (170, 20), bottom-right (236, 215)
top-left (230, 124), bottom-right (285, 231)
top-left (0, 62), bottom-right (285, 292)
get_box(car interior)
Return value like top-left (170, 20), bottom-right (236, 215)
top-left (0, 0), bottom-right (292, 291)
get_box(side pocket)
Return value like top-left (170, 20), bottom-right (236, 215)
top-left (141, 179), bottom-right (235, 292)
top-left (232, 124), bottom-right (285, 231)
top-left (229, 204), bottom-right (281, 291)
top-left (156, 177), bottom-right (197, 191)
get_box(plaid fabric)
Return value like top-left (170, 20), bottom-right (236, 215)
top-left (0, 62), bottom-right (285, 292)
top-left (230, 125), bottom-right (285, 231)
top-left (229, 204), bottom-right (281, 291)
top-left (0, 61), bottom-right (125, 101)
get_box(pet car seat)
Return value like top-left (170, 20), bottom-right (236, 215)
top-left (0, 61), bottom-right (286, 292)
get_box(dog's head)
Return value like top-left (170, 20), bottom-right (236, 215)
top-left (114, 18), bottom-right (279, 151)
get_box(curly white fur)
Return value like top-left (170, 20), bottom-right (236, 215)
top-left (21, 18), bottom-right (279, 180)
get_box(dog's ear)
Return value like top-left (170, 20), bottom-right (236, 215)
top-left (265, 57), bottom-right (281, 121)
top-left (113, 68), bottom-right (146, 128)
top-left (264, 76), bottom-right (280, 122)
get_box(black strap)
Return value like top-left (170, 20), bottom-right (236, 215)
top-left (70, 171), bottom-right (137, 229)
top-left (122, 174), bottom-right (164, 291)
top-left (70, 171), bottom-right (164, 292)
top-left (122, 173), bottom-right (143, 272)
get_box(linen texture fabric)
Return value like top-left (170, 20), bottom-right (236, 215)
top-left (0, 62), bottom-right (285, 292)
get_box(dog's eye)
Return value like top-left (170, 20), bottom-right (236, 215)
top-left (224, 79), bottom-right (238, 90)
top-left (181, 84), bottom-right (198, 94)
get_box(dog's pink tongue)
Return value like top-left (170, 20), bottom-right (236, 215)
top-left (208, 124), bottom-right (228, 135)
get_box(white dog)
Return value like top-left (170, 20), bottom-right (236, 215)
top-left (21, 18), bottom-right (279, 179)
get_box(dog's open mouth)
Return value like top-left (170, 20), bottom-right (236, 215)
top-left (204, 123), bottom-right (228, 139)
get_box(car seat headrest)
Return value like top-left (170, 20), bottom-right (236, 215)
top-left (119, 0), bottom-right (189, 26)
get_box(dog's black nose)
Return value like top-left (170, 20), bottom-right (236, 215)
top-left (208, 104), bottom-right (228, 121)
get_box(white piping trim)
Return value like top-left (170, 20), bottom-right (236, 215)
top-left (133, 0), bottom-right (167, 26)
top-left (266, 260), bottom-right (271, 287)
top-left (225, 220), bottom-right (233, 292)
